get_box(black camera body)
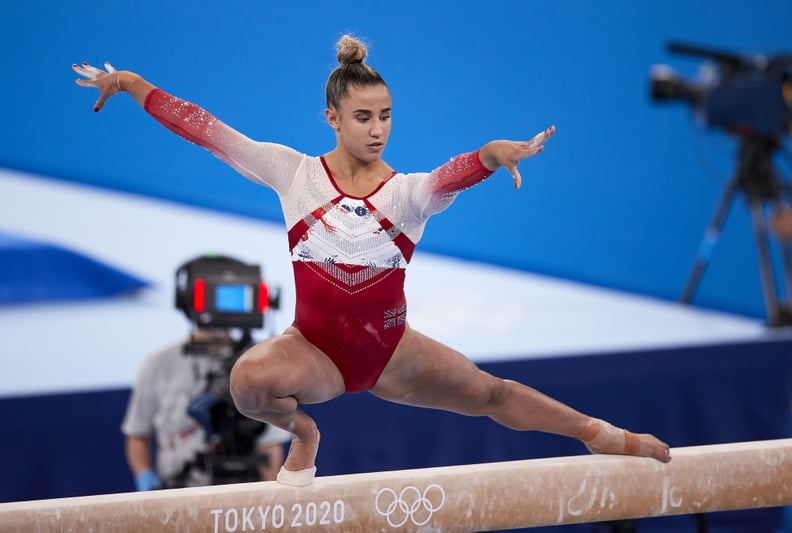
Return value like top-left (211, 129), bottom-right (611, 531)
top-left (650, 41), bottom-right (792, 139)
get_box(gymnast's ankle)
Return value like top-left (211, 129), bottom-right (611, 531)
top-left (579, 418), bottom-right (641, 456)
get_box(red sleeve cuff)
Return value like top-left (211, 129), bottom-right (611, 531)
top-left (431, 149), bottom-right (495, 196)
top-left (143, 88), bottom-right (162, 112)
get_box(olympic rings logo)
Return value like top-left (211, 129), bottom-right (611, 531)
top-left (374, 484), bottom-right (446, 528)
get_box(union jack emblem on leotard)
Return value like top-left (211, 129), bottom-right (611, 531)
top-left (383, 304), bottom-right (407, 329)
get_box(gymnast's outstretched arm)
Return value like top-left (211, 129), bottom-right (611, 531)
top-left (413, 126), bottom-right (557, 221)
top-left (72, 62), bottom-right (300, 193)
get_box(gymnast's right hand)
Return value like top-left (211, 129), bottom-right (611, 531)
top-left (72, 61), bottom-right (123, 112)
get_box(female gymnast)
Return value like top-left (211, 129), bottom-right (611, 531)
top-left (73, 34), bottom-right (671, 486)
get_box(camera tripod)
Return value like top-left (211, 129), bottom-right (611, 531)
top-left (680, 136), bottom-right (792, 327)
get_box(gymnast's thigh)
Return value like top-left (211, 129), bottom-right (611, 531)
top-left (370, 326), bottom-right (501, 412)
top-left (233, 326), bottom-right (346, 405)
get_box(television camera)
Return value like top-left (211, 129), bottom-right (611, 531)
top-left (173, 254), bottom-right (281, 486)
top-left (650, 41), bottom-right (791, 139)
top-left (650, 41), bottom-right (792, 326)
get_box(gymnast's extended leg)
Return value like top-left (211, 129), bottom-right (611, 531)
top-left (371, 326), bottom-right (671, 462)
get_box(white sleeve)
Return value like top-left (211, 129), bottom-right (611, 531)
top-left (144, 88), bottom-right (306, 196)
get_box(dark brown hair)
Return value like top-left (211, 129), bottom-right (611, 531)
top-left (325, 35), bottom-right (387, 110)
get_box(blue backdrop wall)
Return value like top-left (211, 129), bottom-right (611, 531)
top-left (2, 0), bottom-right (791, 318)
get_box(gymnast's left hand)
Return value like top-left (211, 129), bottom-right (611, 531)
top-left (479, 125), bottom-right (556, 189)
top-left (72, 61), bottom-right (123, 112)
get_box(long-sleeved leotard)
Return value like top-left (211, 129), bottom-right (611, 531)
top-left (144, 88), bottom-right (494, 392)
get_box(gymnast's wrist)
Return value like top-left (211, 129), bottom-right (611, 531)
top-left (478, 142), bottom-right (501, 172)
top-left (116, 71), bottom-right (136, 92)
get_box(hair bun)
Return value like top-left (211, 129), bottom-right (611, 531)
top-left (336, 34), bottom-right (367, 65)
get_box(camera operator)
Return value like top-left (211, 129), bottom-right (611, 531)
top-left (121, 255), bottom-right (291, 490)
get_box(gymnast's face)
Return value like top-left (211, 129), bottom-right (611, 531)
top-left (326, 83), bottom-right (392, 163)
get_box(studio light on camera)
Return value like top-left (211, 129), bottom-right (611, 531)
top-left (175, 255), bottom-right (279, 330)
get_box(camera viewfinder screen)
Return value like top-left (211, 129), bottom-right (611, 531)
top-left (215, 284), bottom-right (253, 313)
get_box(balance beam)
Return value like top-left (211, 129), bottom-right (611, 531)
top-left (2, 439), bottom-right (791, 532)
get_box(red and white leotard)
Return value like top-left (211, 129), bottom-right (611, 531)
top-left (144, 89), bottom-right (494, 392)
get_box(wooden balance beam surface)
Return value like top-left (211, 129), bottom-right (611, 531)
top-left (1, 439), bottom-right (791, 532)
